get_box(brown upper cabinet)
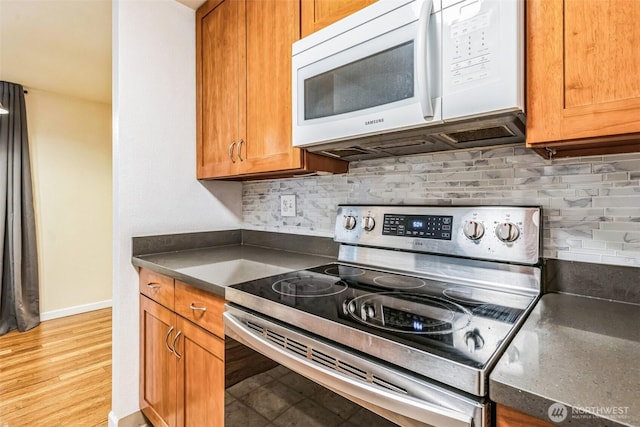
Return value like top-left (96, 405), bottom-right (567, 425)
top-left (301, 0), bottom-right (376, 37)
top-left (526, 0), bottom-right (640, 158)
top-left (196, 0), bottom-right (348, 180)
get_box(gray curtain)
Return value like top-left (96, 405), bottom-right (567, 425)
top-left (0, 81), bottom-right (39, 335)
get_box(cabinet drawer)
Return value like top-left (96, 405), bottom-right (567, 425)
top-left (175, 281), bottom-right (225, 338)
top-left (139, 269), bottom-right (175, 310)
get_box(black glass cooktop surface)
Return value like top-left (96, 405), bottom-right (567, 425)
top-left (229, 263), bottom-right (535, 369)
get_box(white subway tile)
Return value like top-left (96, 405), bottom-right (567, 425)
top-left (593, 196), bottom-right (640, 207)
top-left (593, 159), bottom-right (640, 173)
top-left (592, 230), bottom-right (640, 242)
top-left (600, 255), bottom-right (640, 267)
top-left (556, 251), bottom-right (603, 263)
top-left (242, 149), bottom-right (640, 267)
top-left (604, 172), bottom-right (630, 181)
top-left (548, 198), bottom-right (592, 209)
top-left (582, 240), bottom-right (607, 250)
top-left (560, 173), bottom-right (602, 183)
top-left (599, 222), bottom-right (640, 231)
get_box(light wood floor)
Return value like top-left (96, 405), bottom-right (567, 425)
top-left (0, 308), bottom-right (112, 427)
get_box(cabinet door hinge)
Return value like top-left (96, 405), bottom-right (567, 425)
top-left (545, 147), bottom-right (556, 160)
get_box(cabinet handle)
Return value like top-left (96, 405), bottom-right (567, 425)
top-left (172, 330), bottom-right (182, 359)
top-left (237, 139), bottom-right (244, 162)
top-left (228, 141), bottom-right (236, 163)
top-left (189, 303), bottom-right (207, 312)
top-left (164, 326), bottom-right (175, 354)
top-left (146, 283), bottom-right (160, 290)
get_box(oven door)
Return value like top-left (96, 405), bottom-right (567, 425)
top-left (224, 305), bottom-right (488, 427)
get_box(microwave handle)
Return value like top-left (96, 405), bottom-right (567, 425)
top-left (416, 0), bottom-right (434, 119)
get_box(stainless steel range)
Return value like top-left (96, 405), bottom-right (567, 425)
top-left (224, 205), bottom-right (542, 427)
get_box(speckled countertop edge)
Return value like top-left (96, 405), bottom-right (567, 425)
top-left (131, 230), bottom-right (338, 298)
top-left (490, 293), bottom-right (640, 427)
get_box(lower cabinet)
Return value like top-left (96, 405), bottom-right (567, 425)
top-left (496, 404), bottom-right (555, 427)
top-left (139, 270), bottom-right (225, 427)
top-left (176, 316), bottom-right (224, 427)
top-left (140, 296), bottom-right (178, 427)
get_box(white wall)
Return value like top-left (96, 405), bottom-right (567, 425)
top-left (27, 89), bottom-right (113, 318)
top-left (111, 0), bottom-right (242, 424)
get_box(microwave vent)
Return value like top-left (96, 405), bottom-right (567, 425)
top-left (439, 126), bottom-right (515, 144)
top-left (319, 147), bottom-right (374, 158)
top-left (369, 138), bottom-right (451, 157)
top-left (303, 112), bottom-right (526, 161)
top-left (369, 139), bottom-right (432, 150)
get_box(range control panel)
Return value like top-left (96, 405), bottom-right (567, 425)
top-left (382, 214), bottom-right (453, 240)
top-left (334, 205), bottom-right (541, 265)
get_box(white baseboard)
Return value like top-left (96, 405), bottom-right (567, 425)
top-left (108, 411), bottom-right (118, 427)
top-left (109, 410), bottom-right (149, 427)
top-left (40, 299), bottom-right (112, 321)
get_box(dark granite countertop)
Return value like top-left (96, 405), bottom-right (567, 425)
top-left (133, 245), bottom-right (335, 297)
top-left (133, 231), bottom-right (640, 426)
top-left (131, 230), bottom-right (338, 297)
top-left (490, 293), bottom-right (640, 427)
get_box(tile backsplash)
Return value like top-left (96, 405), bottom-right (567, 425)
top-left (242, 146), bottom-right (640, 267)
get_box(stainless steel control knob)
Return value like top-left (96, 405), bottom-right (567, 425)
top-left (343, 215), bottom-right (357, 230)
top-left (463, 220), bottom-right (485, 240)
top-left (342, 299), bottom-right (357, 316)
top-left (361, 304), bottom-right (375, 321)
top-left (464, 329), bottom-right (485, 353)
top-left (362, 216), bottom-right (375, 231)
top-left (495, 222), bottom-right (520, 242)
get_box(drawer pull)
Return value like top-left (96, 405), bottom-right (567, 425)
top-left (147, 283), bottom-right (161, 290)
top-left (189, 303), bottom-right (207, 312)
top-left (172, 331), bottom-right (182, 359)
top-left (165, 326), bottom-right (175, 353)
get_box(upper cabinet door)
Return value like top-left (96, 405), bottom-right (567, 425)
top-left (301, 0), bottom-right (376, 37)
top-left (242, 0), bottom-right (303, 174)
top-left (196, 0), bottom-right (245, 178)
top-left (526, 0), bottom-right (640, 157)
top-left (196, 0), bottom-right (348, 179)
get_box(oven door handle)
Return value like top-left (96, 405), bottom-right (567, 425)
top-left (224, 311), bottom-right (476, 427)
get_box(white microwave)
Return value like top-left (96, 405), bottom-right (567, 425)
top-left (292, 0), bottom-right (525, 160)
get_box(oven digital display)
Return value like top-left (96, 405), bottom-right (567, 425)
top-left (382, 214), bottom-right (453, 240)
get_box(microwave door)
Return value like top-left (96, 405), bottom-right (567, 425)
top-left (301, 41), bottom-right (418, 120)
top-left (292, 0), bottom-right (439, 148)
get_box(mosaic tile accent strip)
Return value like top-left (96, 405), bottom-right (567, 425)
top-left (242, 146), bottom-right (640, 267)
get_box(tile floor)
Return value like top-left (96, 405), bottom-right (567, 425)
top-left (225, 365), bottom-right (399, 426)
